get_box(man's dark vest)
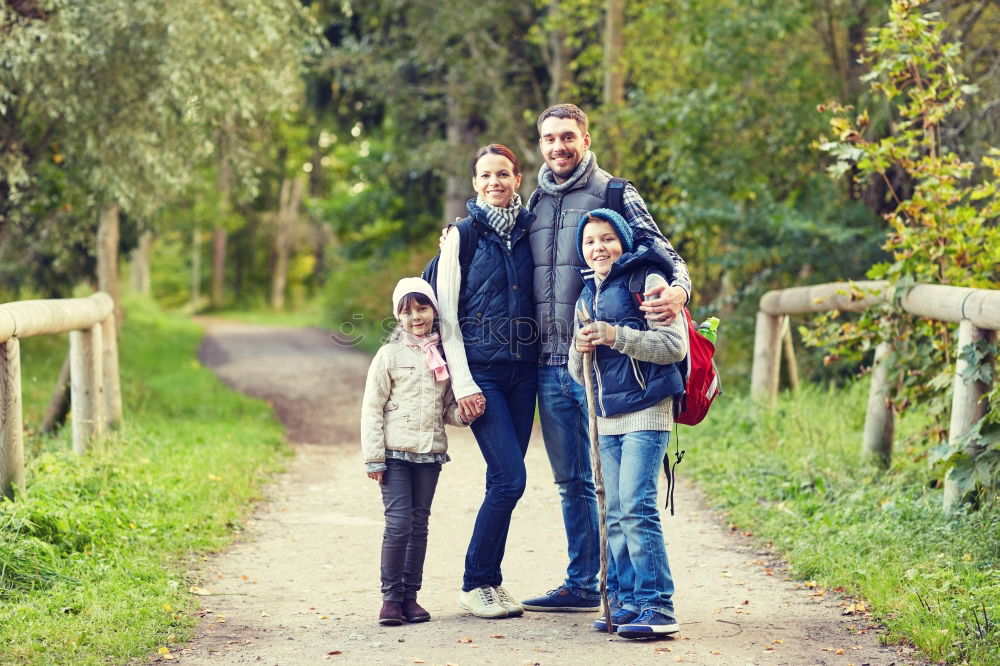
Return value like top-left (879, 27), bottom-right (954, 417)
top-left (458, 200), bottom-right (538, 366)
top-left (576, 246), bottom-right (684, 417)
top-left (528, 157), bottom-right (612, 361)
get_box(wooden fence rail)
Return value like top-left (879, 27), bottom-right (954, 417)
top-left (0, 292), bottom-right (122, 499)
top-left (751, 281), bottom-right (999, 511)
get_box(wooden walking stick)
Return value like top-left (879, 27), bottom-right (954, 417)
top-left (576, 304), bottom-right (614, 634)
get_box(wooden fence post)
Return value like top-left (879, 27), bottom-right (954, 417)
top-left (70, 323), bottom-right (104, 454)
top-left (943, 321), bottom-right (995, 512)
top-left (751, 311), bottom-right (782, 405)
top-left (782, 317), bottom-right (800, 393)
top-left (101, 313), bottom-right (122, 428)
top-left (862, 342), bottom-right (895, 466)
top-left (1, 337), bottom-right (24, 500)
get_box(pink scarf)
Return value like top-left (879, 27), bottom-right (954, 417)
top-left (401, 331), bottom-right (449, 382)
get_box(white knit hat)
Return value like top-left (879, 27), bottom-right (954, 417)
top-left (391, 277), bottom-right (440, 320)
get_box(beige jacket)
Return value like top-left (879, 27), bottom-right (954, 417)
top-left (360, 338), bottom-right (466, 465)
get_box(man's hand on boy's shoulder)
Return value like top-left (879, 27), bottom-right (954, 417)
top-left (640, 284), bottom-right (686, 323)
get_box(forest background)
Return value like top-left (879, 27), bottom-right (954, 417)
top-left (3, 0), bottom-right (998, 376)
top-left (2, 1), bottom-right (999, 663)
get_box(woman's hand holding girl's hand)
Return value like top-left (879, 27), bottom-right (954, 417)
top-left (368, 470), bottom-right (384, 485)
top-left (458, 392), bottom-right (486, 423)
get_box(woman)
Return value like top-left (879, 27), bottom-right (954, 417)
top-left (437, 144), bottom-right (538, 619)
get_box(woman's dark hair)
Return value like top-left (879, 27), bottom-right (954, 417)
top-left (396, 291), bottom-right (437, 316)
top-left (471, 143), bottom-right (521, 178)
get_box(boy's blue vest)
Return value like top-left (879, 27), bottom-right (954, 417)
top-left (459, 200), bottom-right (539, 366)
top-left (576, 243), bottom-right (684, 417)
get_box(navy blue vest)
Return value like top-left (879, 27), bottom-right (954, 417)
top-left (459, 201), bottom-right (538, 366)
top-left (576, 244), bottom-right (684, 417)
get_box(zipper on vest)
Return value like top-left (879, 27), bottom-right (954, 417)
top-left (593, 359), bottom-right (607, 417)
top-left (549, 194), bottom-right (562, 338)
top-left (630, 357), bottom-right (647, 391)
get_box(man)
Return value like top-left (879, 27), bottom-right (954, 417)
top-left (520, 103), bottom-right (690, 613)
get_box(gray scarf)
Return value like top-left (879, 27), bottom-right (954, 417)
top-left (475, 193), bottom-right (522, 242)
top-left (536, 150), bottom-right (595, 196)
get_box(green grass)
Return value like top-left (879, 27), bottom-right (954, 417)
top-left (0, 296), bottom-right (289, 664)
top-left (683, 383), bottom-right (999, 664)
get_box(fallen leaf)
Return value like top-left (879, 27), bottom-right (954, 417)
top-left (261, 611), bottom-right (270, 617)
top-left (158, 647), bottom-right (170, 655)
top-left (163, 603), bottom-right (172, 612)
top-left (413, 660), bottom-right (425, 664)
top-left (457, 637), bottom-right (474, 643)
top-left (327, 651), bottom-right (341, 656)
top-left (720, 572), bottom-right (733, 578)
top-left (321, 615), bottom-right (329, 620)
top-left (189, 586), bottom-right (212, 596)
top-left (764, 646), bottom-right (774, 651)
top-left (655, 646), bottom-right (672, 653)
top-left (489, 634), bottom-right (505, 639)
top-left (835, 648), bottom-right (846, 655)
top-left (241, 575), bottom-right (249, 580)
top-left (805, 580), bottom-right (817, 589)
top-left (711, 651), bottom-right (721, 655)
top-left (774, 639), bottom-right (784, 644)
top-left (742, 600), bottom-right (749, 605)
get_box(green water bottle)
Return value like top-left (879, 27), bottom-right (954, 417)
top-left (697, 316), bottom-right (720, 344)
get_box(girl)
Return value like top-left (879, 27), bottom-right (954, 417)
top-left (570, 209), bottom-right (687, 638)
top-left (436, 144), bottom-right (539, 619)
top-left (360, 277), bottom-right (469, 626)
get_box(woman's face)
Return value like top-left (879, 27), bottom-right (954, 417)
top-left (472, 153), bottom-right (522, 208)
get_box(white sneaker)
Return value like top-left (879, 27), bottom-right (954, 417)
top-left (458, 585), bottom-right (508, 618)
top-left (493, 586), bottom-right (524, 617)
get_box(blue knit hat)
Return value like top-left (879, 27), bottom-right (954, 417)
top-left (576, 208), bottom-right (633, 262)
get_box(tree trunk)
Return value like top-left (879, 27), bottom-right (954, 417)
top-left (130, 228), bottom-right (153, 295)
top-left (602, 0), bottom-right (626, 173)
top-left (443, 72), bottom-right (479, 225)
top-left (547, 27), bottom-right (573, 103)
top-left (211, 226), bottom-right (227, 308)
top-left (191, 225), bottom-right (202, 311)
top-left (271, 178), bottom-right (302, 311)
top-left (97, 203), bottom-right (121, 325)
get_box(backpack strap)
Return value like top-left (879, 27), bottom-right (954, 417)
top-left (627, 265), bottom-right (654, 319)
top-left (604, 177), bottom-right (631, 217)
top-left (452, 218), bottom-right (479, 277)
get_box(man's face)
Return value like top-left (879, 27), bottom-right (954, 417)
top-left (538, 116), bottom-right (591, 183)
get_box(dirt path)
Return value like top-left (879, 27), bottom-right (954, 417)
top-left (167, 319), bottom-right (920, 666)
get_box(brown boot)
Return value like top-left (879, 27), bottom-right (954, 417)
top-left (378, 600), bottom-right (404, 626)
top-left (402, 598), bottom-right (431, 623)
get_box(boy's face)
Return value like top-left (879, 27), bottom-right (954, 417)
top-left (538, 116), bottom-right (591, 183)
top-left (581, 220), bottom-right (623, 278)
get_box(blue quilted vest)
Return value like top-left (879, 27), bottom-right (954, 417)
top-left (576, 243), bottom-right (684, 417)
top-left (459, 200), bottom-right (539, 366)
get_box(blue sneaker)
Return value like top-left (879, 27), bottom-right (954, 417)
top-left (616, 609), bottom-right (680, 638)
top-left (593, 607), bottom-right (639, 631)
top-left (521, 586), bottom-right (601, 612)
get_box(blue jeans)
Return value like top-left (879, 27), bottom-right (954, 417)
top-left (379, 458), bottom-right (441, 602)
top-left (463, 362), bottom-right (538, 591)
top-left (537, 364), bottom-right (601, 600)
top-left (600, 430), bottom-right (675, 617)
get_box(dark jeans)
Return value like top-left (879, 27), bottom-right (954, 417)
top-left (462, 362), bottom-right (538, 591)
top-left (379, 458), bottom-right (442, 602)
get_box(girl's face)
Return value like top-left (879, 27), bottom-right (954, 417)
top-left (472, 153), bottom-right (522, 208)
top-left (398, 301), bottom-right (436, 337)
top-left (581, 220), bottom-right (623, 278)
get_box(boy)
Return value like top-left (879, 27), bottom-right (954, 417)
top-left (569, 208), bottom-right (687, 638)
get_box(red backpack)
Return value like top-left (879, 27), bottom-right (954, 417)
top-left (675, 307), bottom-right (721, 425)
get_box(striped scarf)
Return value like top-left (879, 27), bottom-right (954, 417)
top-left (475, 193), bottom-right (522, 243)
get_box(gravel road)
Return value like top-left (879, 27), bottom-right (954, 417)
top-left (163, 318), bottom-right (921, 666)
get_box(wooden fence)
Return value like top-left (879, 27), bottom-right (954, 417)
top-left (750, 281), bottom-right (999, 510)
top-left (0, 293), bottom-right (122, 499)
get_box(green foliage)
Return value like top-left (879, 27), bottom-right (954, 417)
top-left (0, 296), bottom-right (287, 663)
top-left (806, 0), bottom-right (999, 502)
top-left (1, 0), bottom-right (317, 296)
top-left (686, 385), bottom-right (999, 664)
